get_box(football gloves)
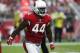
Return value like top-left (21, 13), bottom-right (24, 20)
top-left (50, 42), bottom-right (55, 50)
top-left (7, 36), bottom-right (14, 45)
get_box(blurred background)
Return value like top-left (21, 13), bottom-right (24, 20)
top-left (0, 0), bottom-right (80, 53)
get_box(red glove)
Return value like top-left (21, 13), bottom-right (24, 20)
top-left (7, 36), bottom-right (14, 45)
top-left (50, 42), bottom-right (55, 50)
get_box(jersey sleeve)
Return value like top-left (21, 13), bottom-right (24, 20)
top-left (23, 14), bottom-right (29, 21)
top-left (45, 15), bottom-right (52, 26)
top-left (47, 15), bottom-right (52, 24)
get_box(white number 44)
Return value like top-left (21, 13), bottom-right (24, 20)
top-left (32, 24), bottom-right (46, 33)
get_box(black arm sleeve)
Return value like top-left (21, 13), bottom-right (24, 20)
top-left (45, 21), bottom-right (53, 43)
top-left (11, 20), bottom-right (28, 38)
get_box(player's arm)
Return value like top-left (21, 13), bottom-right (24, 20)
top-left (10, 19), bottom-right (28, 38)
top-left (45, 21), bottom-right (55, 49)
top-left (7, 19), bottom-right (28, 45)
top-left (46, 21), bottom-right (53, 42)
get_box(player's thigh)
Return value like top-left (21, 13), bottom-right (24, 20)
top-left (25, 43), bottom-right (41, 53)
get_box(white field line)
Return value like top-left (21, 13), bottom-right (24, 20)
top-left (1, 42), bottom-right (80, 47)
top-left (54, 42), bottom-right (80, 45)
top-left (1, 43), bottom-right (22, 47)
top-left (50, 52), bottom-right (57, 53)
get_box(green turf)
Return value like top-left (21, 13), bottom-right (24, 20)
top-left (2, 46), bottom-right (25, 53)
top-left (2, 43), bottom-right (80, 53)
top-left (48, 45), bottom-right (80, 53)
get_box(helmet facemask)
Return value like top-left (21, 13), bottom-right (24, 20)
top-left (35, 7), bottom-right (47, 16)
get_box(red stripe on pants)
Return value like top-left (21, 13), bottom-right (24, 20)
top-left (23, 42), bottom-right (28, 53)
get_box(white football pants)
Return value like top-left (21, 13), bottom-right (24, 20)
top-left (25, 43), bottom-right (41, 53)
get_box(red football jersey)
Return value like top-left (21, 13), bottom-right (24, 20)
top-left (23, 12), bottom-right (51, 44)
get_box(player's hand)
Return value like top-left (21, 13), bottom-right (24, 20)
top-left (50, 42), bottom-right (55, 50)
top-left (7, 36), bottom-right (13, 45)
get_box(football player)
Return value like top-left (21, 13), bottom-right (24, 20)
top-left (7, 0), bottom-right (54, 53)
